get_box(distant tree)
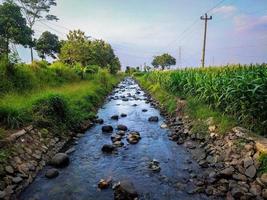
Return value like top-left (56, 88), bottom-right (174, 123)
top-left (60, 29), bottom-right (121, 74)
top-left (0, 2), bottom-right (32, 60)
top-left (35, 31), bottom-right (60, 60)
top-left (10, 0), bottom-right (58, 62)
top-left (152, 53), bottom-right (176, 70)
top-left (59, 30), bottom-right (92, 66)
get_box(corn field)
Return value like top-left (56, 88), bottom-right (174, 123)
top-left (143, 64), bottom-right (267, 134)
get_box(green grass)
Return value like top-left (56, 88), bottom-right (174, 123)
top-left (259, 153), bottom-right (267, 173)
top-left (0, 71), bottom-right (121, 132)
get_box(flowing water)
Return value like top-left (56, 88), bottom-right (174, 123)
top-left (20, 78), bottom-right (209, 200)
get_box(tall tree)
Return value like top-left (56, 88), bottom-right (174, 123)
top-left (35, 31), bottom-right (60, 59)
top-left (59, 29), bottom-right (121, 73)
top-left (152, 53), bottom-right (176, 70)
top-left (10, 0), bottom-right (58, 62)
top-left (0, 2), bottom-right (32, 60)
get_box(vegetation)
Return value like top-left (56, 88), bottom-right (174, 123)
top-left (10, 0), bottom-right (58, 61)
top-left (35, 31), bottom-right (60, 59)
top-left (0, 63), bottom-right (121, 131)
top-left (259, 153), bottom-right (267, 173)
top-left (136, 64), bottom-right (267, 134)
top-left (151, 53), bottom-right (176, 70)
top-left (60, 30), bottom-right (121, 74)
top-left (0, 2), bottom-right (32, 60)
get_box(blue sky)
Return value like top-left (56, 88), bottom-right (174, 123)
top-left (14, 0), bottom-right (267, 68)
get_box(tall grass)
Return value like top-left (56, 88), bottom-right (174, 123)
top-left (0, 59), bottom-right (122, 131)
top-left (140, 64), bottom-right (267, 134)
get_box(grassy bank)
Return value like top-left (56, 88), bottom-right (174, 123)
top-left (0, 61), bottom-right (122, 135)
top-left (135, 64), bottom-right (267, 135)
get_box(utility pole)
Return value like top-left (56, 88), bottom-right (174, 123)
top-left (200, 13), bottom-right (212, 67)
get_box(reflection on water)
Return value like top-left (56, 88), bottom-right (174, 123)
top-left (20, 78), bottom-right (209, 200)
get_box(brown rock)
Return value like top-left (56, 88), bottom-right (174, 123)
top-left (220, 166), bottom-right (235, 177)
top-left (249, 183), bottom-right (262, 196)
top-left (260, 173), bottom-right (267, 185)
top-left (262, 189), bottom-right (267, 199)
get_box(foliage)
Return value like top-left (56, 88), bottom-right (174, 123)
top-left (59, 30), bottom-right (121, 74)
top-left (11, 0), bottom-right (58, 28)
top-left (35, 31), bottom-right (60, 59)
top-left (152, 53), bottom-right (176, 70)
top-left (259, 153), bottom-right (267, 173)
top-left (0, 69), bottom-right (122, 129)
top-left (0, 2), bottom-right (32, 59)
top-left (138, 64), bottom-right (267, 134)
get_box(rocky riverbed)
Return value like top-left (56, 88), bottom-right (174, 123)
top-left (18, 78), bottom-right (210, 200)
top-left (10, 77), bottom-right (267, 200)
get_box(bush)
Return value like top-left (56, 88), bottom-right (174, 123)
top-left (32, 94), bottom-right (69, 135)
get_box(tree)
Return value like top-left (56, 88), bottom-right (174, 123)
top-left (59, 29), bottom-right (121, 74)
top-left (152, 53), bottom-right (176, 70)
top-left (35, 31), bottom-right (60, 59)
top-left (59, 30), bottom-right (92, 66)
top-left (10, 0), bottom-right (58, 62)
top-left (0, 2), bottom-right (32, 60)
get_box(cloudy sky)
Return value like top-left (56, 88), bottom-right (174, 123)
top-left (15, 0), bottom-right (267, 68)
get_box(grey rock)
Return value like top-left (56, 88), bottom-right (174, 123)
top-left (65, 147), bottom-right (76, 154)
top-left (148, 116), bottom-right (159, 122)
top-left (12, 176), bottom-right (23, 183)
top-left (45, 168), bottom-right (59, 179)
top-left (245, 165), bottom-right (256, 178)
top-left (243, 157), bottom-right (254, 168)
top-left (50, 153), bottom-right (70, 168)
top-left (220, 166), bottom-right (235, 177)
top-left (5, 166), bottom-right (14, 174)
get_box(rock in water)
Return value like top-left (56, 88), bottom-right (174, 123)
top-left (102, 125), bottom-right (113, 133)
top-left (121, 113), bottom-right (127, 117)
top-left (114, 181), bottom-right (138, 200)
top-left (98, 179), bottom-right (110, 189)
top-left (111, 115), bottom-right (119, 120)
top-left (50, 153), bottom-right (70, 168)
top-left (102, 144), bottom-right (115, 153)
top-left (95, 118), bottom-right (104, 124)
top-left (117, 125), bottom-right (128, 131)
top-left (127, 132), bottom-right (141, 144)
top-left (148, 116), bottom-right (159, 122)
top-left (142, 109), bottom-right (148, 112)
top-left (45, 168), bottom-right (59, 179)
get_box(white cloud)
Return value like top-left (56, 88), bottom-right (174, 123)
top-left (211, 5), bottom-right (237, 15)
top-left (234, 15), bottom-right (267, 31)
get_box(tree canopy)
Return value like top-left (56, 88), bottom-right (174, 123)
top-left (35, 31), bottom-right (60, 59)
top-left (0, 2), bottom-right (32, 59)
top-left (152, 53), bottom-right (176, 70)
top-left (59, 30), bottom-right (121, 74)
top-left (9, 0), bottom-right (58, 61)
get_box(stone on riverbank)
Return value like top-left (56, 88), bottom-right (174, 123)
top-left (50, 153), bottom-right (70, 168)
top-left (45, 169), bottom-right (59, 179)
top-left (148, 116), bottom-right (159, 122)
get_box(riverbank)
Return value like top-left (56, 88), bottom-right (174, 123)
top-left (0, 72), bottom-right (122, 199)
top-left (135, 74), bottom-right (267, 199)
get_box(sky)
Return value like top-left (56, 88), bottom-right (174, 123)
top-left (11, 0), bottom-right (267, 69)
